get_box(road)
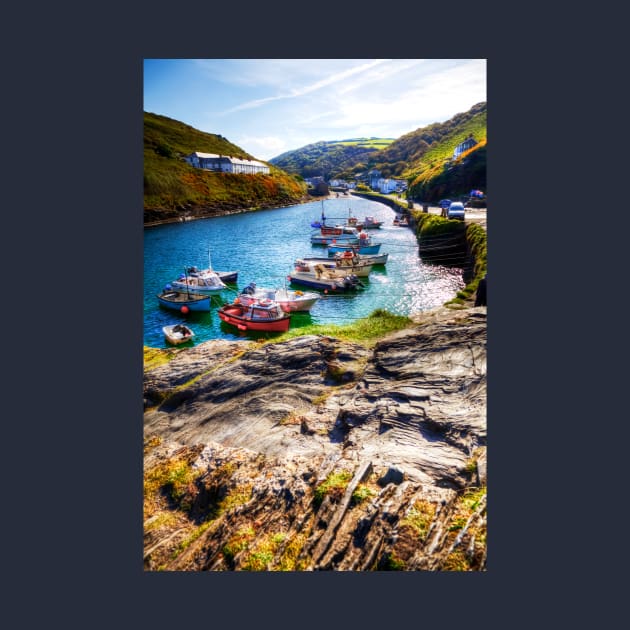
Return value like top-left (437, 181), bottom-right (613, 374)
top-left (408, 201), bottom-right (487, 230)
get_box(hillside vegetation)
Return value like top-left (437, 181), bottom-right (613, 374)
top-left (144, 112), bottom-right (308, 224)
top-left (269, 102), bottom-right (487, 202)
top-left (270, 139), bottom-right (394, 180)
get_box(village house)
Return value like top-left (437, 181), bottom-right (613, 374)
top-left (453, 135), bottom-right (478, 160)
top-left (184, 152), bottom-right (270, 175)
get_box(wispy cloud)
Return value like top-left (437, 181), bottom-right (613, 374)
top-left (222, 59), bottom-right (389, 114)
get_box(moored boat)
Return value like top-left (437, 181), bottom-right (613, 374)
top-left (327, 241), bottom-right (382, 255)
top-left (310, 225), bottom-right (363, 246)
top-left (156, 289), bottom-right (212, 312)
top-left (360, 215), bottom-right (383, 229)
top-left (288, 263), bottom-right (364, 292)
top-left (216, 270), bottom-right (239, 283)
top-left (170, 267), bottom-right (226, 294)
top-left (163, 323), bottom-right (195, 345)
top-left (298, 253), bottom-right (373, 277)
top-left (358, 252), bottom-right (388, 265)
top-left (217, 300), bottom-right (291, 332)
top-left (237, 282), bottom-right (320, 312)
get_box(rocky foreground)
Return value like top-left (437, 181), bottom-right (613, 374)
top-left (143, 306), bottom-right (487, 571)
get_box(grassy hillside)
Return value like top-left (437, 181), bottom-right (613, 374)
top-left (270, 140), bottom-right (385, 180)
top-left (407, 142), bottom-right (486, 203)
top-left (398, 105), bottom-right (487, 179)
top-left (269, 103), bottom-right (486, 191)
top-left (333, 138), bottom-right (395, 149)
top-left (144, 112), bottom-right (308, 224)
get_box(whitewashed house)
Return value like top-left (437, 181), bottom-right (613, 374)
top-left (185, 152), bottom-right (270, 175)
top-left (376, 178), bottom-right (407, 194)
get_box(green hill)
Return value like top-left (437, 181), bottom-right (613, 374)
top-left (144, 112), bottom-right (308, 224)
top-left (269, 138), bottom-right (395, 180)
top-left (268, 103), bottom-right (486, 201)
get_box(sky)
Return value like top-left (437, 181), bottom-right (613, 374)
top-left (143, 59), bottom-right (486, 162)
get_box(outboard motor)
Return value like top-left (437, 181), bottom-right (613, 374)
top-left (242, 282), bottom-right (256, 295)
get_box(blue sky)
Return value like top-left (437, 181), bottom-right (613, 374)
top-left (144, 59), bottom-right (486, 162)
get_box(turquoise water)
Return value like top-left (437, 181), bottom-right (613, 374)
top-left (143, 197), bottom-right (465, 348)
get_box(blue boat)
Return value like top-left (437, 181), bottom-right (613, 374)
top-left (327, 242), bottom-right (382, 255)
top-left (156, 289), bottom-right (212, 312)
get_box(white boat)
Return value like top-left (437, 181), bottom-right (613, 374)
top-left (169, 267), bottom-right (227, 294)
top-left (356, 252), bottom-right (389, 265)
top-left (237, 282), bottom-right (320, 312)
top-left (288, 264), bottom-right (364, 292)
top-left (310, 225), bottom-right (362, 245)
top-left (297, 253), bottom-right (373, 277)
top-left (360, 215), bottom-right (383, 229)
top-left (163, 323), bottom-right (195, 345)
top-left (186, 266), bottom-right (238, 284)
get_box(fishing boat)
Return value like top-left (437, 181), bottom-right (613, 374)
top-left (327, 232), bottom-right (380, 255)
top-left (217, 300), bottom-right (291, 332)
top-left (181, 266), bottom-right (237, 284)
top-left (355, 252), bottom-right (388, 266)
top-left (237, 282), bottom-right (320, 312)
top-left (327, 242), bottom-right (382, 255)
top-left (393, 214), bottom-right (409, 227)
top-left (156, 289), bottom-right (212, 312)
top-left (324, 246), bottom-right (387, 265)
top-left (170, 267), bottom-right (226, 294)
top-left (310, 225), bottom-right (362, 246)
top-left (297, 252), bottom-right (374, 276)
top-left (183, 246), bottom-right (239, 286)
top-left (288, 263), bottom-right (364, 292)
top-left (216, 270), bottom-right (239, 283)
top-left (360, 216), bottom-right (383, 229)
top-left (163, 323), bottom-right (195, 345)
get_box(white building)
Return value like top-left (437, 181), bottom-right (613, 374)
top-left (185, 152), bottom-right (270, 175)
top-left (376, 178), bottom-right (407, 194)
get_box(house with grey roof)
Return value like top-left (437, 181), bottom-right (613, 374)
top-left (184, 152), bottom-right (270, 175)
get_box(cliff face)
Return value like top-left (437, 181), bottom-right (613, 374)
top-left (143, 306), bottom-right (487, 571)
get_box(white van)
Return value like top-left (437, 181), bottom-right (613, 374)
top-left (447, 201), bottom-right (465, 220)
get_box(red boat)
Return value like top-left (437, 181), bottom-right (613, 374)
top-left (319, 225), bottom-right (343, 235)
top-left (217, 299), bottom-right (291, 332)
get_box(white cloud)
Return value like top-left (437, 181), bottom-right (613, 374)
top-left (220, 59), bottom-right (390, 114)
top-left (236, 135), bottom-right (288, 161)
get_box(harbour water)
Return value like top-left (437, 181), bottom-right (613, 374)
top-left (143, 196), bottom-right (465, 348)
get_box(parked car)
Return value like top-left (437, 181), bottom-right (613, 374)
top-left (447, 201), bottom-right (465, 220)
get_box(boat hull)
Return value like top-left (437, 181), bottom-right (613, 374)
top-left (288, 272), bottom-right (362, 292)
top-left (327, 243), bottom-right (381, 255)
top-left (218, 304), bottom-right (291, 332)
top-left (216, 270), bottom-right (238, 283)
top-left (156, 291), bottom-right (212, 312)
top-left (170, 280), bottom-right (224, 294)
top-left (358, 253), bottom-right (388, 265)
top-left (238, 288), bottom-right (320, 313)
top-left (310, 235), bottom-right (360, 246)
top-left (299, 257), bottom-right (373, 277)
